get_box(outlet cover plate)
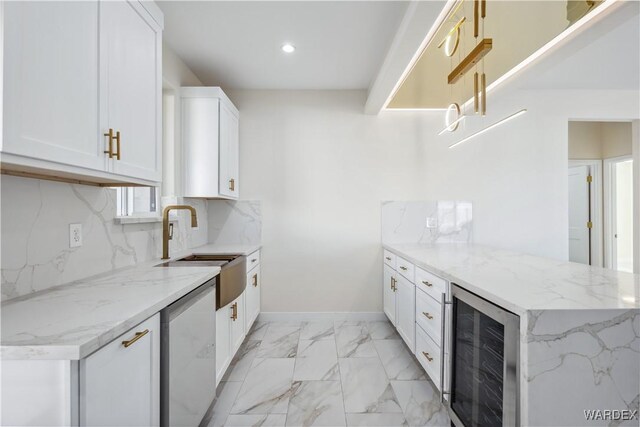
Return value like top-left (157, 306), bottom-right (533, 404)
top-left (70, 223), bottom-right (82, 248)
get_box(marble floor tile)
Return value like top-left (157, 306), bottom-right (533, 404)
top-left (390, 381), bottom-right (450, 426)
top-left (345, 413), bottom-right (409, 427)
top-left (224, 414), bottom-right (287, 426)
top-left (300, 321), bottom-right (335, 341)
top-left (231, 358), bottom-right (297, 415)
top-left (293, 339), bottom-right (339, 381)
top-left (335, 323), bottom-right (377, 358)
top-left (338, 357), bottom-right (402, 413)
top-left (286, 381), bottom-right (346, 427)
top-left (368, 321), bottom-right (400, 340)
top-left (224, 340), bottom-right (262, 382)
top-left (247, 322), bottom-right (269, 340)
top-left (206, 381), bottom-right (243, 427)
top-left (257, 324), bottom-right (300, 358)
top-left (374, 340), bottom-right (426, 380)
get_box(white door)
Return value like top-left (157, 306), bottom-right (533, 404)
top-left (395, 275), bottom-right (416, 353)
top-left (568, 165), bottom-right (591, 264)
top-left (245, 268), bottom-right (261, 332)
top-left (80, 314), bottom-right (160, 426)
top-left (101, 0), bottom-right (162, 182)
top-left (383, 265), bottom-right (396, 325)
top-left (230, 294), bottom-right (246, 354)
top-left (610, 159), bottom-right (634, 272)
top-left (216, 304), bottom-right (231, 384)
top-left (3, 1), bottom-right (105, 171)
top-left (219, 103), bottom-right (240, 198)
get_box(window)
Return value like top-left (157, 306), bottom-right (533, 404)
top-left (115, 187), bottom-right (159, 218)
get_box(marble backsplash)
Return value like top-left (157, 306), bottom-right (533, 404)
top-left (382, 201), bottom-right (472, 244)
top-left (207, 200), bottom-right (262, 246)
top-left (1, 175), bottom-right (208, 300)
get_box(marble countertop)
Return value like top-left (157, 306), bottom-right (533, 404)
top-left (384, 243), bottom-right (639, 314)
top-left (1, 243), bottom-right (261, 360)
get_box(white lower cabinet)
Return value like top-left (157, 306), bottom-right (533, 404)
top-left (245, 266), bottom-right (261, 332)
top-left (395, 274), bottom-right (416, 353)
top-left (80, 314), bottom-right (160, 426)
top-left (383, 264), bottom-right (397, 325)
top-left (215, 302), bottom-right (232, 384)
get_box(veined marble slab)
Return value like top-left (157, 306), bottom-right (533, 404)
top-left (383, 243), bottom-right (639, 312)
top-left (1, 263), bottom-right (220, 360)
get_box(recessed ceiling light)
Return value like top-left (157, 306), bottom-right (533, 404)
top-left (281, 43), bottom-right (296, 54)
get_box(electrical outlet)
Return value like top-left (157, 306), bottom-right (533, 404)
top-left (426, 217), bottom-right (438, 229)
top-left (69, 223), bottom-right (82, 248)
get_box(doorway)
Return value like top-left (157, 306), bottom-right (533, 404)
top-left (567, 121), bottom-right (635, 272)
top-left (604, 156), bottom-right (634, 272)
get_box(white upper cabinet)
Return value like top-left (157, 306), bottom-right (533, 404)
top-left (101, 1), bottom-right (162, 183)
top-left (182, 87), bottom-right (240, 199)
top-left (2, 1), bottom-right (103, 171)
top-left (1, 0), bottom-right (163, 186)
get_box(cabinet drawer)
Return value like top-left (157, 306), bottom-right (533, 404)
top-left (396, 256), bottom-right (415, 282)
top-left (247, 250), bottom-right (261, 273)
top-left (383, 250), bottom-right (396, 269)
top-left (415, 267), bottom-right (446, 299)
top-left (416, 325), bottom-right (441, 391)
top-left (416, 290), bottom-right (442, 345)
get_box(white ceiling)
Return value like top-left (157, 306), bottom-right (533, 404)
top-left (158, 1), bottom-right (410, 90)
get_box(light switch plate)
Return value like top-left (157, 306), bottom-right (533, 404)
top-left (69, 223), bottom-right (82, 248)
top-left (426, 217), bottom-right (438, 229)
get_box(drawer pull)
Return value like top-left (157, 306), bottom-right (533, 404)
top-left (422, 280), bottom-right (433, 287)
top-left (251, 258), bottom-right (257, 263)
top-left (231, 302), bottom-right (238, 321)
top-left (229, 178), bottom-right (235, 191)
top-left (391, 277), bottom-right (397, 292)
top-left (122, 329), bottom-right (149, 348)
top-left (399, 266), bottom-right (408, 271)
top-left (422, 351), bottom-right (434, 362)
top-left (253, 273), bottom-right (258, 287)
top-left (385, 256), bottom-right (392, 261)
top-left (423, 312), bottom-right (434, 320)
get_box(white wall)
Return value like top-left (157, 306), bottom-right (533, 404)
top-left (230, 88), bottom-right (639, 313)
top-left (568, 121), bottom-right (632, 159)
top-left (229, 90), bottom-right (432, 312)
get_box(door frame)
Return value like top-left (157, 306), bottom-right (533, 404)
top-left (568, 160), bottom-right (603, 267)
top-left (603, 155), bottom-right (633, 270)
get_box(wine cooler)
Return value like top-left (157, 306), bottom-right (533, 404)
top-left (446, 284), bottom-right (520, 427)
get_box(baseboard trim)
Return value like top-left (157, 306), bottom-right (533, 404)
top-left (257, 312), bottom-right (387, 322)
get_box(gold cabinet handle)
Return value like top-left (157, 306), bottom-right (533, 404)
top-left (422, 351), bottom-right (434, 362)
top-left (229, 178), bottom-right (235, 191)
top-left (399, 266), bottom-right (407, 271)
top-left (113, 130), bottom-right (121, 160)
top-left (385, 256), bottom-right (392, 261)
top-left (423, 312), bottom-right (434, 320)
top-left (230, 302), bottom-right (238, 320)
top-left (103, 128), bottom-right (114, 158)
top-left (422, 280), bottom-right (433, 287)
top-left (253, 273), bottom-right (258, 287)
top-left (122, 329), bottom-right (149, 348)
top-left (392, 277), bottom-right (397, 292)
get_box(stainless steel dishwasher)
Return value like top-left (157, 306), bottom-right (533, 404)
top-left (161, 278), bottom-right (216, 427)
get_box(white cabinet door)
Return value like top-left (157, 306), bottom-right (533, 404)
top-left (395, 275), bottom-right (416, 353)
top-left (80, 314), bottom-right (160, 427)
top-left (230, 293), bottom-right (245, 355)
top-left (383, 264), bottom-right (396, 325)
top-left (245, 267), bottom-right (261, 332)
top-left (216, 304), bottom-right (232, 385)
top-left (2, 1), bottom-right (105, 171)
top-left (101, 0), bottom-right (162, 182)
top-left (218, 102), bottom-right (239, 198)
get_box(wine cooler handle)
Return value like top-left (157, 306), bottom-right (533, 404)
top-left (441, 290), bottom-right (454, 404)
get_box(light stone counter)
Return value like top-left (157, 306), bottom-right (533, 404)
top-left (384, 243), bottom-right (639, 426)
top-left (1, 243), bottom-right (260, 360)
